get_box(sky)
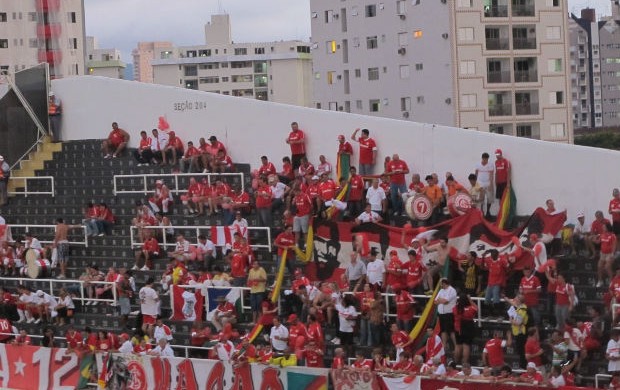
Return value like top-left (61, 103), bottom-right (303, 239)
top-left (85, 0), bottom-right (612, 63)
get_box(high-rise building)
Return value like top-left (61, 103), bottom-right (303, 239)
top-left (132, 41), bottom-right (173, 83)
top-left (569, 6), bottom-right (620, 128)
top-left (85, 36), bottom-right (125, 79)
top-left (0, 0), bottom-right (86, 78)
top-left (150, 14), bottom-right (314, 107)
top-left (310, 0), bottom-right (573, 142)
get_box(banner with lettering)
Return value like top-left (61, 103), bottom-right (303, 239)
top-left (103, 353), bottom-right (329, 390)
top-left (0, 344), bottom-right (80, 390)
top-left (331, 368), bottom-right (380, 390)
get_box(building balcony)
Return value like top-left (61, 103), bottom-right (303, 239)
top-left (515, 103), bottom-right (538, 115)
top-left (512, 3), bottom-right (535, 16)
top-left (36, 23), bottom-right (62, 39)
top-left (484, 5), bottom-right (509, 17)
top-left (514, 69), bottom-right (537, 82)
top-left (513, 37), bottom-right (536, 50)
top-left (35, 0), bottom-right (61, 11)
top-left (37, 49), bottom-right (63, 64)
top-left (489, 104), bottom-right (512, 116)
top-left (487, 70), bottom-right (511, 83)
top-left (486, 38), bottom-right (510, 50)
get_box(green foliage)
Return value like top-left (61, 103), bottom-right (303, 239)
top-left (575, 132), bottom-right (620, 150)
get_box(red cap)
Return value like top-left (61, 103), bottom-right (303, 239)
top-left (120, 333), bottom-right (129, 339)
top-left (287, 313), bottom-right (298, 323)
top-left (495, 148), bottom-right (502, 155)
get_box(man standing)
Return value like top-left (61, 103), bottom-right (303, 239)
top-left (337, 135), bottom-right (353, 180)
top-left (347, 167), bottom-right (365, 219)
top-left (343, 251), bottom-right (366, 291)
top-left (494, 149), bottom-right (511, 204)
top-left (270, 317), bottom-right (289, 353)
top-left (434, 278), bottom-right (457, 352)
top-left (475, 153), bottom-right (494, 216)
top-left (247, 260), bottom-right (267, 323)
top-left (0, 156), bottom-right (9, 207)
top-left (286, 122), bottom-right (306, 171)
top-left (366, 248), bottom-right (385, 291)
top-left (351, 128), bottom-right (377, 176)
top-left (609, 188), bottom-right (620, 241)
top-left (101, 122), bottom-right (130, 159)
top-left (366, 179), bottom-right (386, 218)
top-left (53, 218), bottom-right (82, 279)
top-left (385, 154), bottom-right (410, 216)
top-left (139, 277), bottom-right (159, 338)
top-left (48, 91), bottom-right (62, 142)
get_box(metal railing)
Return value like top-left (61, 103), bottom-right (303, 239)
top-left (489, 103), bottom-right (512, 116)
top-left (485, 37), bottom-right (510, 51)
top-left (113, 172), bottom-right (245, 195)
top-left (484, 5), bottom-right (508, 17)
top-left (8, 176), bottom-right (55, 197)
top-left (8, 224), bottom-right (89, 247)
top-left (595, 373), bottom-right (612, 388)
top-left (130, 225), bottom-right (272, 252)
top-left (4, 277), bottom-right (117, 307)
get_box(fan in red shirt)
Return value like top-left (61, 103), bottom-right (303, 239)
top-left (162, 131), bottom-right (184, 166)
top-left (351, 128), bottom-right (377, 175)
top-left (394, 287), bottom-right (415, 332)
top-left (84, 327), bottom-right (99, 352)
top-left (102, 122), bottom-right (129, 159)
top-left (519, 267), bottom-right (541, 325)
top-left (13, 329), bottom-right (31, 346)
top-left (286, 122), bottom-right (306, 170)
top-left (524, 327), bottom-right (544, 369)
top-left (211, 150), bottom-right (234, 174)
top-left (483, 330), bottom-right (509, 369)
top-left (229, 252), bottom-right (248, 286)
top-left (520, 363), bottom-right (544, 384)
top-left (390, 323), bottom-right (413, 357)
top-left (232, 336), bottom-right (258, 363)
top-left (292, 188), bottom-right (313, 245)
top-left (351, 352), bottom-right (373, 371)
top-left (287, 314), bottom-right (308, 359)
top-left (64, 325), bottom-right (82, 351)
top-left (274, 225), bottom-right (296, 276)
top-left (255, 177), bottom-right (273, 227)
top-left (610, 188), bottom-right (620, 236)
top-left (134, 234), bottom-right (160, 271)
top-left (332, 348), bottom-right (346, 369)
top-left (0, 287), bottom-right (16, 318)
top-left (258, 156), bottom-right (277, 177)
top-left (181, 177), bottom-right (203, 215)
top-left (386, 251), bottom-right (406, 291)
top-left (337, 134), bottom-right (353, 180)
top-left (480, 249), bottom-right (512, 318)
top-left (303, 339), bottom-right (324, 368)
top-left (278, 156), bottom-right (295, 185)
top-left (292, 268), bottom-right (310, 292)
top-left (493, 149), bottom-right (510, 200)
top-left (596, 222), bottom-right (617, 287)
top-left (306, 314), bottom-right (324, 350)
top-left (406, 249), bottom-right (429, 295)
top-left (385, 154), bottom-right (410, 215)
top-left (179, 141), bottom-right (201, 173)
top-left (346, 166), bottom-right (365, 218)
top-left (452, 293), bottom-right (478, 364)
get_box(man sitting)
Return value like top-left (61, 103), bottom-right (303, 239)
top-left (101, 122), bottom-right (130, 159)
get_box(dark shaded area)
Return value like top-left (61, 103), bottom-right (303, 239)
top-left (575, 132), bottom-right (620, 151)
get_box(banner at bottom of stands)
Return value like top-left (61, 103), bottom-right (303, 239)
top-left (106, 353), bottom-right (329, 390)
top-left (0, 344), bottom-right (80, 390)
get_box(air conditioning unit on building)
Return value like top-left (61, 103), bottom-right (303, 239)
top-left (398, 47), bottom-right (406, 55)
top-left (442, 33), bottom-right (449, 39)
top-left (333, 13), bottom-right (339, 19)
top-left (403, 111), bottom-right (410, 118)
top-left (445, 98), bottom-right (452, 104)
top-left (399, 14), bottom-right (406, 20)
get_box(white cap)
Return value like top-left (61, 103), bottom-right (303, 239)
top-left (0, 155), bottom-right (4, 161)
top-left (527, 362), bottom-right (537, 369)
top-left (312, 175), bottom-right (319, 180)
top-left (577, 212), bottom-right (584, 218)
top-left (48, 91), bottom-right (55, 97)
top-left (36, 290), bottom-right (44, 297)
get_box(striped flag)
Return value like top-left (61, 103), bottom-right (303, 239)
top-left (206, 287), bottom-right (241, 321)
top-left (97, 352), bottom-right (112, 389)
top-left (210, 226), bottom-right (233, 247)
top-left (496, 182), bottom-right (516, 230)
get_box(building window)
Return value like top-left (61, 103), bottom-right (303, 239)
top-left (327, 71), bottom-right (335, 84)
top-left (231, 75), bottom-right (253, 82)
top-left (184, 66), bottom-right (198, 77)
top-left (369, 99), bottom-right (380, 111)
top-left (516, 124), bottom-right (532, 138)
top-left (297, 46), bottom-right (310, 53)
top-left (231, 61), bottom-right (252, 68)
top-left (326, 40), bottom-right (337, 53)
top-left (413, 30), bottom-right (423, 39)
top-left (366, 36), bottom-right (378, 49)
top-left (325, 10), bottom-right (334, 22)
top-left (399, 65), bottom-right (410, 78)
top-left (355, 100), bottom-right (363, 109)
top-left (401, 97), bottom-right (411, 111)
top-left (398, 32), bottom-right (408, 46)
top-left (415, 63), bottom-right (423, 70)
top-left (548, 58), bottom-right (562, 72)
top-left (222, 77), bottom-right (229, 82)
top-left (0, 13), bottom-right (6, 22)
top-left (457, 0), bottom-right (473, 7)
top-left (199, 63), bottom-right (219, 70)
top-left (355, 69), bottom-right (361, 78)
top-left (550, 123), bottom-right (565, 138)
top-left (70, 38), bottom-right (78, 49)
top-left (368, 67), bottom-right (379, 80)
top-left (366, 5), bottom-right (377, 17)
top-left (460, 94), bottom-right (477, 108)
top-left (0, 39), bottom-right (8, 49)
top-left (160, 51), bottom-right (173, 59)
top-left (459, 60), bottom-right (475, 75)
top-left (234, 48), bottom-right (247, 55)
top-left (29, 38), bottom-right (38, 48)
top-left (417, 96), bottom-right (425, 104)
top-left (546, 26), bottom-right (561, 40)
top-left (549, 91), bottom-right (563, 104)
top-left (185, 80), bottom-right (198, 90)
top-left (199, 77), bottom-right (220, 84)
top-left (68, 12), bottom-right (76, 23)
top-left (254, 47), bottom-right (265, 55)
top-left (27, 12), bottom-right (37, 22)
top-left (199, 49), bottom-right (211, 57)
top-left (397, 0), bottom-right (407, 14)
top-left (458, 27), bottom-right (474, 41)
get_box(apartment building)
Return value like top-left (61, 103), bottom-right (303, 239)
top-left (132, 41), bottom-right (173, 83)
top-left (0, 0), bottom-right (86, 78)
top-left (150, 14), bottom-right (314, 107)
top-left (310, 0), bottom-right (573, 142)
top-left (85, 36), bottom-right (125, 79)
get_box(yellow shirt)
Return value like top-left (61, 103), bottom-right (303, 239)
top-left (269, 354), bottom-right (297, 367)
top-left (248, 267), bottom-right (267, 293)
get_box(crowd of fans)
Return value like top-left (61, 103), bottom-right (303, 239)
top-left (3, 120), bottom-right (620, 388)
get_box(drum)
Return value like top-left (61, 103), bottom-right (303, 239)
top-left (405, 195), bottom-right (433, 221)
top-left (26, 250), bottom-right (50, 279)
top-left (447, 193), bottom-right (472, 217)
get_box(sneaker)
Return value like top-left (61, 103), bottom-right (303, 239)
top-left (331, 337), bottom-right (341, 345)
top-left (104, 154), bottom-right (112, 159)
top-left (140, 266), bottom-right (150, 271)
top-left (132, 265), bottom-right (139, 271)
top-left (84, 301), bottom-right (92, 306)
top-left (97, 233), bottom-right (105, 237)
top-left (16, 318), bottom-right (25, 324)
top-left (596, 280), bottom-right (603, 288)
top-left (33, 318), bottom-right (41, 324)
top-left (202, 169), bottom-right (208, 173)
top-left (112, 154), bottom-right (118, 158)
top-left (57, 274), bottom-right (66, 279)
top-left (91, 301), bottom-right (98, 306)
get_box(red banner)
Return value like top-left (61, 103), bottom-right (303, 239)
top-left (0, 344), bottom-right (80, 389)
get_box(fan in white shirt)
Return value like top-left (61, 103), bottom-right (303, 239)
top-left (149, 338), bottom-right (175, 357)
top-left (355, 204), bottom-right (383, 225)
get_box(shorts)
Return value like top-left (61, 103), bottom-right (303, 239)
top-left (250, 292), bottom-right (265, 313)
top-left (142, 314), bottom-right (156, 325)
top-left (57, 243), bottom-right (70, 263)
top-left (293, 215), bottom-right (309, 233)
top-left (455, 320), bottom-right (475, 344)
top-left (614, 221), bottom-right (620, 235)
top-left (438, 313), bottom-right (454, 334)
top-left (119, 297), bottom-right (131, 316)
top-left (495, 182), bottom-right (507, 200)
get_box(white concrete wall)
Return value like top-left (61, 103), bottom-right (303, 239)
top-left (52, 76), bottom-right (620, 221)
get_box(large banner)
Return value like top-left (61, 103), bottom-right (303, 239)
top-left (104, 353), bottom-right (329, 390)
top-left (0, 344), bottom-right (80, 390)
